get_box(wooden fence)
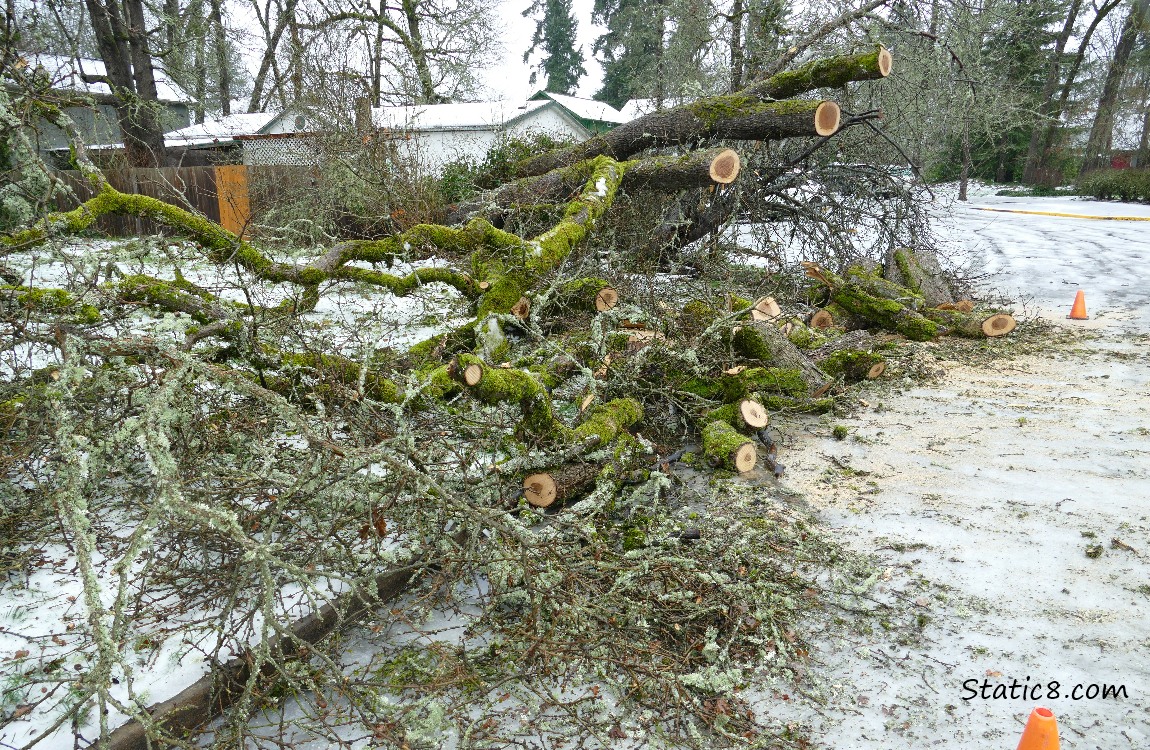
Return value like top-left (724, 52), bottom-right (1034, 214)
top-left (56, 165), bottom-right (298, 238)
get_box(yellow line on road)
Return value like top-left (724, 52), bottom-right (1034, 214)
top-left (971, 206), bottom-right (1150, 221)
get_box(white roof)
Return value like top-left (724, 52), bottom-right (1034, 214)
top-left (26, 54), bottom-right (193, 105)
top-left (371, 100), bottom-right (550, 131)
top-left (537, 92), bottom-right (627, 124)
top-left (164, 113), bottom-right (278, 146)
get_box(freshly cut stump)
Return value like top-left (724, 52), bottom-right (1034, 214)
top-left (703, 420), bottom-right (758, 473)
top-left (750, 296), bottom-right (782, 321)
top-left (982, 313), bottom-right (1017, 337)
top-left (511, 296), bottom-right (531, 320)
top-left (810, 309), bottom-right (835, 329)
top-left (523, 462), bottom-right (602, 508)
top-left (595, 287), bottom-right (620, 312)
top-left (709, 148), bottom-right (742, 184)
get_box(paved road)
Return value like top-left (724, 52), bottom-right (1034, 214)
top-left (778, 196), bottom-right (1150, 749)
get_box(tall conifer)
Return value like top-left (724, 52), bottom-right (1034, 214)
top-left (523, 0), bottom-right (586, 94)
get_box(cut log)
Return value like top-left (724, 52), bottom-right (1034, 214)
top-left (884, 248), bottom-right (955, 308)
top-left (516, 47), bottom-right (892, 177)
top-left (702, 420), bottom-right (758, 473)
top-left (100, 539), bottom-right (448, 750)
top-left (810, 309), bottom-right (835, 329)
top-left (550, 277), bottom-right (620, 314)
top-left (819, 350), bottom-right (887, 382)
top-left (936, 299), bottom-right (974, 313)
top-left (517, 100), bottom-right (839, 177)
top-left (708, 398), bottom-right (770, 432)
top-left (982, 313), bottom-right (1017, 337)
top-left (523, 462), bottom-right (602, 508)
top-left (923, 308), bottom-right (1018, 338)
top-left (809, 265), bottom-right (939, 341)
top-left (731, 321), bottom-right (834, 396)
top-left (595, 287), bottom-right (620, 312)
top-left (448, 356), bottom-right (485, 387)
top-left (750, 296), bottom-right (782, 321)
top-left (743, 45), bottom-right (892, 101)
top-left (449, 148), bottom-right (742, 224)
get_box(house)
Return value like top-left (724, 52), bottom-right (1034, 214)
top-left (370, 94), bottom-right (628, 174)
top-left (526, 91), bottom-right (629, 133)
top-left (162, 110), bottom-right (319, 166)
top-left (22, 54), bottom-right (193, 157)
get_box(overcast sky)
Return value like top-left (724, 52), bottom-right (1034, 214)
top-left (478, 0), bottom-right (606, 101)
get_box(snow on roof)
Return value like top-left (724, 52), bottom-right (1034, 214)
top-left (24, 54), bottom-right (193, 105)
top-left (164, 113), bottom-right (278, 146)
top-left (371, 100), bottom-right (550, 131)
top-left (533, 92), bottom-right (627, 124)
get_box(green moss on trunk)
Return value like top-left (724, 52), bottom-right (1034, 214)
top-left (702, 420), bottom-right (754, 471)
top-left (831, 284), bottom-right (938, 341)
top-left (820, 350), bottom-right (885, 383)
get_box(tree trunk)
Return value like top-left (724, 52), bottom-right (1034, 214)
top-left (453, 147), bottom-right (741, 224)
top-left (884, 248), bottom-right (954, 307)
top-left (729, 0), bottom-right (744, 92)
top-left (84, 0), bottom-right (171, 167)
top-left (731, 321), bottom-right (833, 396)
top-left (248, 0), bottom-right (299, 112)
top-left (401, 0), bottom-right (445, 104)
top-left (209, 0), bottom-right (231, 115)
top-left (516, 47), bottom-right (890, 177)
top-left (189, 0), bottom-right (207, 124)
top-left (959, 116), bottom-right (970, 202)
top-left (1082, 0), bottom-right (1148, 174)
top-left (1138, 98), bottom-right (1150, 166)
top-left (1039, 0), bottom-right (1122, 171)
top-left (519, 100), bottom-right (839, 177)
top-left (1022, 0), bottom-right (1083, 184)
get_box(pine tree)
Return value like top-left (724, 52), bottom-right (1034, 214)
top-left (523, 0), bottom-right (586, 95)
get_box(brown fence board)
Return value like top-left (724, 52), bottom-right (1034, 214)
top-left (52, 165), bottom-right (320, 239)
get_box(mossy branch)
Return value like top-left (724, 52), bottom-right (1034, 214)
top-left (744, 45), bottom-right (892, 101)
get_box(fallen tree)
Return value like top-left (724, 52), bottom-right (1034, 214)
top-left (0, 44), bottom-right (1014, 749)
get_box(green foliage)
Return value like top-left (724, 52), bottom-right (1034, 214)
top-left (592, 0), bottom-right (718, 107)
top-left (438, 158), bottom-right (481, 204)
top-left (1076, 168), bottom-right (1150, 203)
top-left (437, 131), bottom-right (577, 205)
top-left (523, 0), bottom-right (587, 94)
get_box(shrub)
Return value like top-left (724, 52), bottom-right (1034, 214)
top-left (1076, 168), bottom-right (1150, 203)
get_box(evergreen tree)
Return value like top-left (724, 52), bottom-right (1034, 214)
top-left (592, 0), bottom-right (667, 108)
top-left (592, 0), bottom-right (721, 108)
top-left (523, 0), bottom-right (586, 94)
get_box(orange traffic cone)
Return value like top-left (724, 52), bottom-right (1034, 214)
top-left (1016, 706), bottom-right (1060, 750)
top-left (1067, 290), bottom-right (1088, 320)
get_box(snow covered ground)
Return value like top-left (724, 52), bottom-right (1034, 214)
top-left (776, 195), bottom-right (1150, 748)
